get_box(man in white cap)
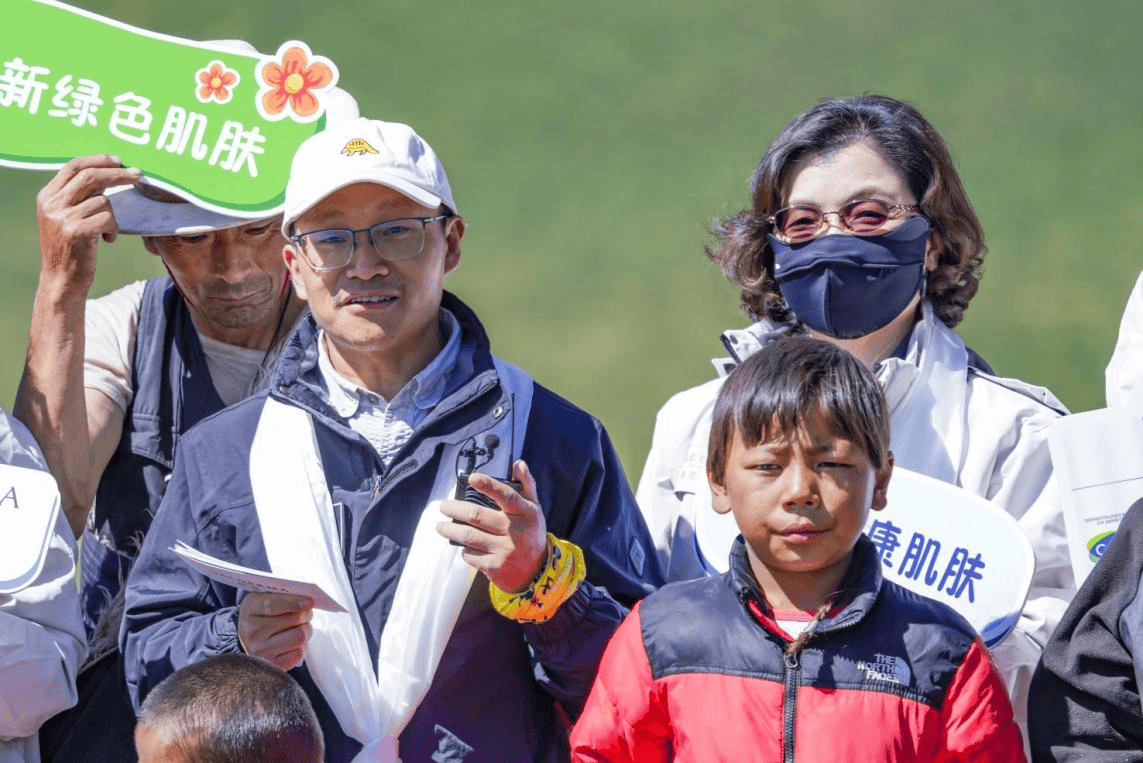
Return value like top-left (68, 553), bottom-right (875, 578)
top-left (16, 140), bottom-right (318, 761)
top-left (122, 116), bottom-right (664, 763)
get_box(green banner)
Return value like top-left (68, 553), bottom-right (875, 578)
top-left (0, 0), bottom-right (341, 215)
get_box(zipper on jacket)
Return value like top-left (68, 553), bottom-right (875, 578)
top-left (782, 650), bottom-right (799, 763)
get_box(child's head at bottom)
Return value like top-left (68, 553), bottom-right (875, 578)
top-left (134, 653), bottom-right (324, 763)
top-left (707, 335), bottom-right (893, 614)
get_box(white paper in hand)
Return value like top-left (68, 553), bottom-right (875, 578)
top-left (170, 540), bottom-right (345, 612)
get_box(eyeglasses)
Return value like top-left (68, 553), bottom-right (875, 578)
top-left (289, 214), bottom-right (451, 271)
top-left (768, 199), bottom-right (920, 243)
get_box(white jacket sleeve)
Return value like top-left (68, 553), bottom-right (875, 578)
top-left (1106, 271), bottom-right (1143, 408)
top-left (0, 510), bottom-right (85, 740)
top-left (635, 402), bottom-right (686, 573)
top-left (0, 411), bottom-right (86, 759)
top-left (635, 379), bottom-right (724, 579)
top-left (974, 399), bottom-right (1073, 744)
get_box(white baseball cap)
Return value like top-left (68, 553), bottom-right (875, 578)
top-left (106, 182), bottom-right (258, 236)
top-left (281, 117), bottom-right (457, 235)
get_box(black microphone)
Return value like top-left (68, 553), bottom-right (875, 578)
top-left (457, 432), bottom-right (521, 510)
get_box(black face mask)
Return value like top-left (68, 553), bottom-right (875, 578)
top-left (769, 216), bottom-right (931, 339)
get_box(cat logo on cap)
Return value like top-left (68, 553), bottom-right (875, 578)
top-left (341, 139), bottom-right (379, 156)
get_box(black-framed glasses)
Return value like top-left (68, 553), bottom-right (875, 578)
top-left (768, 199), bottom-right (920, 244)
top-left (289, 214), bottom-right (451, 271)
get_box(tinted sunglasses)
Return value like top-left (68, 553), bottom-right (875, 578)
top-left (768, 199), bottom-right (920, 243)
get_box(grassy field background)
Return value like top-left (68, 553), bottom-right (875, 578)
top-left (2, 0), bottom-right (1141, 478)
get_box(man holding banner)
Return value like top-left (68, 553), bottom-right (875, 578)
top-left (121, 116), bottom-right (663, 762)
top-left (18, 153), bottom-right (306, 631)
top-left (6, 30), bottom-right (361, 761)
top-left (16, 156), bottom-right (308, 762)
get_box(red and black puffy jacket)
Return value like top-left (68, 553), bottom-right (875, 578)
top-left (571, 536), bottom-right (1025, 762)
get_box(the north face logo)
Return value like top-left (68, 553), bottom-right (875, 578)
top-left (431, 724), bottom-right (473, 762)
top-left (856, 653), bottom-right (911, 685)
top-left (341, 139), bottom-right (379, 156)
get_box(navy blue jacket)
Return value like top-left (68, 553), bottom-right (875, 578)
top-left (121, 292), bottom-right (664, 763)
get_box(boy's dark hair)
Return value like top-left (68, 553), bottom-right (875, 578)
top-left (137, 654), bottom-right (323, 763)
top-left (707, 335), bottom-right (890, 483)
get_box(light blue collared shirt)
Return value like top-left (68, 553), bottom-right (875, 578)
top-left (316, 309), bottom-right (461, 467)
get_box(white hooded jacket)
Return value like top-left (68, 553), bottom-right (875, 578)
top-left (636, 301), bottom-right (1073, 734)
top-left (1106, 271), bottom-right (1143, 408)
top-left (0, 409), bottom-right (85, 763)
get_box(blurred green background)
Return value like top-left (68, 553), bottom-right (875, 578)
top-left (2, 0), bottom-right (1141, 479)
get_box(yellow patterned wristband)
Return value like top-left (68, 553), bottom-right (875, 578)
top-left (488, 534), bottom-right (586, 623)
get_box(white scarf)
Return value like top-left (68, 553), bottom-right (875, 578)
top-left (249, 359), bottom-right (532, 762)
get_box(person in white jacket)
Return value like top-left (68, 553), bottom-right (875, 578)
top-left (1106, 271), bottom-right (1143, 408)
top-left (0, 408), bottom-right (86, 763)
top-left (637, 94), bottom-right (1073, 741)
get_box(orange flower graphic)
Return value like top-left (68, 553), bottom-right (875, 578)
top-left (259, 45), bottom-right (333, 119)
top-left (195, 61), bottom-right (239, 104)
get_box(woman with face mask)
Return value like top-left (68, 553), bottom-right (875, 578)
top-left (636, 94), bottom-right (1072, 744)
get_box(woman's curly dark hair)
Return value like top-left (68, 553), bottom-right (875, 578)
top-left (708, 95), bottom-right (985, 329)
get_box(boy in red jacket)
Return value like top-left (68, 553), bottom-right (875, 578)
top-left (571, 336), bottom-right (1024, 762)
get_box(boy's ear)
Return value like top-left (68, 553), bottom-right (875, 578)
top-left (871, 452), bottom-right (894, 512)
top-left (709, 469), bottom-right (733, 515)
